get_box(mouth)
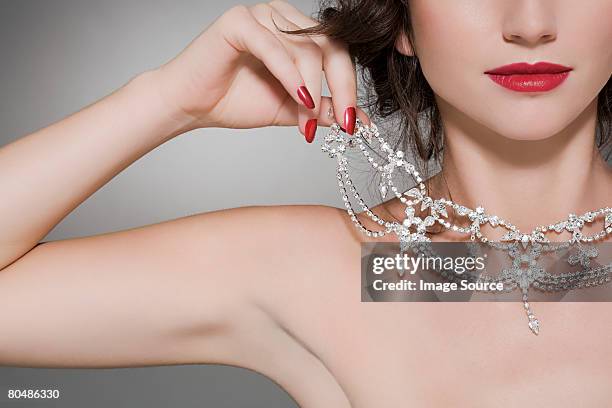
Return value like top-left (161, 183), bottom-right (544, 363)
top-left (484, 62), bottom-right (573, 92)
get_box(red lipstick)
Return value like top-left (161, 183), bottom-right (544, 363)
top-left (484, 62), bottom-right (572, 92)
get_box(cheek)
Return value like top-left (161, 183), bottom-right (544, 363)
top-left (409, 1), bottom-right (493, 99)
top-left (561, 1), bottom-right (612, 74)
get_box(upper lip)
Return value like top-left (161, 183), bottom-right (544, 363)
top-left (484, 62), bottom-right (573, 75)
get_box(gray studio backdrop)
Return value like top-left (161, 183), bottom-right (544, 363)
top-left (2, 1), bottom-right (610, 407)
top-left (0, 0), bottom-right (346, 407)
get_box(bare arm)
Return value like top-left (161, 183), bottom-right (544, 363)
top-left (0, 72), bottom-right (224, 367)
top-left (0, 1), bottom-right (362, 368)
top-left (0, 72), bottom-right (192, 270)
top-left (0, 204), bottom-right (345, 368)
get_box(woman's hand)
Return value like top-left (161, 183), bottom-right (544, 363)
top-left (154, 0), bottom-right (369, 142)
top-left (0, 1), bottom-right (368, 269)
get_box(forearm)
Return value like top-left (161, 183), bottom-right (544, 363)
top-left (0, 70), bottom-right (195, 269)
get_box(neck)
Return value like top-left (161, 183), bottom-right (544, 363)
top-left (430, 97), bottom-right (611, 234)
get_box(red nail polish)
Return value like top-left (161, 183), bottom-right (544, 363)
top-left (305, 119), bottom-right (317, 143)
top-left (344, 107), bottom-right (356, 135)
top-left (297, 86), bottom-right (315, 109)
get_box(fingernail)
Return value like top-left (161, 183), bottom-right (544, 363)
top-left (305, 119), bottom-right (317, 143)
top-left (344, 106), bottom-right (356, 135)
top-left (297, 86), bottom-right (315, 109)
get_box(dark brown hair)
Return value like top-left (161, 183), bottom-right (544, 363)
top-left (287, 0), bottom-right (612, 171)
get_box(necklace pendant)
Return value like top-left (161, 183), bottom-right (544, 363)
top-left (528, 315), bottom-right (540, 335)
top-left (523, 291), bottom-right (540, 335)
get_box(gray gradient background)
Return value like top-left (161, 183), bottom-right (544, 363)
top-left (1, 1), bottom-right (610, 407)
top-left (0, 0), bottom-right (342, 407)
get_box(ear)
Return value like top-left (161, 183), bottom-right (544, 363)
top-left (395, 31), bottom-right (415, 56)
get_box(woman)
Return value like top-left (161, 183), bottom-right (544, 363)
top-left (1, 0), bottom-right (611, 406)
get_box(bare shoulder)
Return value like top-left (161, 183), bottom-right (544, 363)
top-left (236, 203), bottom-right (363, 253)
top-left (155, 203), bottom-right (362, 260)
top-left (0, 203), bottom-right (361, 369)
top-left (182, 203), bottom-right (364, 283)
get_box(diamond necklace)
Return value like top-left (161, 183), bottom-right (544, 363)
top-left (322, 119), bottom-right (612, 335)
top-left (409, 240), bottom-right (612, 334)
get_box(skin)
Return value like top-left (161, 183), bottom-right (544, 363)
top-left (0, 1), bottom-right (611, 406)
top-left (392, 0), bottom-right (612, 237)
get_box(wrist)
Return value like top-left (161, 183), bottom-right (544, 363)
top-left (127, 70), bottom-right (201, 140)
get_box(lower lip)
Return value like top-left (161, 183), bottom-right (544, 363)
top-left (486, 72), bottom-right (570, 92)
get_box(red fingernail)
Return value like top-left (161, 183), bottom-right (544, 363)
top-left (344, 106), bottom-right (356, 135)
top-left (305, 119), bottom-right (317, 143)
top-left (297, 86), bottom-right (315, 109)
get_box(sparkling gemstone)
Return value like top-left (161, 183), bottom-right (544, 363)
top-left (457, 206), bottom-right (469, 216)
top-left (489, 216), bottom-right (499, 227)
top-left (405, 188), bottom-right (422, 199)
top-left (501, 231), bottom-right (519, 242)
top-left (521, 234), bottom-right (530, 248)
top-left (528, 317), bottom-right (540, 335)
top-left (379, 183), bottom-right (388, 198)
top-left (420, 197), bottom-right (433, 211)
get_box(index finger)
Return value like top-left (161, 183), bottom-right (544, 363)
top-left (268, 1), bottom-right (370, 133)
top-left (221, 5), bottom-right (316, 111)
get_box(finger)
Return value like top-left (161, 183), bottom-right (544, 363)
top-left (267, 1), bottom-right (365, 135)
top-left (222, 5), bottom-right (316, 111)
top-left (316, 97), bottom-right (370, 128)
top-left (295, 45), bottom-right (322, 143)
top-left (324, 49), bottom-right (358, 135)
top-left (270, 96), bottom-right (370, 130)
top-left (250, 4), bottom-right (323, 143)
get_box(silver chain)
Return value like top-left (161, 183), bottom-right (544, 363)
top-left (322, 120), bottom-right (612, 335)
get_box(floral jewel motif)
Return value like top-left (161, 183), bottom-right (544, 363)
top-left (565, 213), bottom-right (585, 232)
top-left (322, 119), bottom-right (612, 335)
top-left (398, 228), bottom-right (430, 253)
top-left (404, 187), bottom-right (433, 211)
top-left (403, 206), bottom-right (436, 233)
top-left (469, 206), bottom-right (487, 224)
top-left (502, 242), bottom-right (546, 335)
top-left (504, 245), bottom-right (545, 291)
top-left (568, 244), bottom-right (599, 268)
top-left (431, 200), bottom-right (449, 218)
top-left (396, 206), bottom-right (437, 252)
top-left (506, 262), bottom-right (545, 293)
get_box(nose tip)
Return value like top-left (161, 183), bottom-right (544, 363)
top-left (503, 31), bottom-right (557, 47)
top-left (502, 1), bottom-right (557, 47)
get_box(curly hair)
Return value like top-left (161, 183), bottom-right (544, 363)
top-left (287, 0), bottom-right (612, 170)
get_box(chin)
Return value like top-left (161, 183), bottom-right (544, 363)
top-left (488, 117), bottom-right (569, 141)
top-left (477, 98), bottom-right (582, 141)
